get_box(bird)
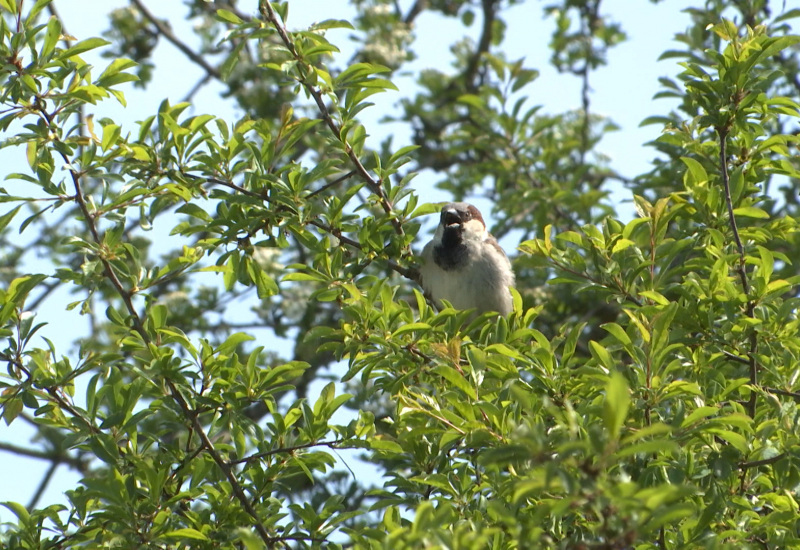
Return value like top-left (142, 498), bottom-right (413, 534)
top-left (420, 202), bottom-right (515, 316)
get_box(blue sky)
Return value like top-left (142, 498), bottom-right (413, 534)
top-left (1, 0), bottom-right (796, 523)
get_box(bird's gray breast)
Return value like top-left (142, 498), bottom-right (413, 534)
top-left (433, 227), bottom-right (467, 270)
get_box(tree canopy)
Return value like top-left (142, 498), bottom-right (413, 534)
top-left (2, 0), bottom-right (800, 548)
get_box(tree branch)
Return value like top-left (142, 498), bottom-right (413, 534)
top-left (129, 0), bottom-right (221, 80)
top-left (739, 452), bottom-right (786, 470)
top-left (307, 219), bottom-right (420, 283)
top-left (718, 126), bottom-right (759, 419)
top-left (403, 0), bottom-right (428, 25)
top-left (36, 108), bottom-right (282, 548)
top-left (765, 387), bottom-right (800, 402)
top-left (306, 170), bottom-right (357, 199)
top-left (258, 1), bottom-right (405, 239)
top-left (576, 1), bottom-right (598, 165)
top-left (0, 440), bottom-right (86, 471)
top-left (28, 461), bottom-right (58, 510)
top-left (232, 439), bottom-right (343, 465)
top-left (463, 0), bottom-right (497, 93)
top-left (197, 174), bottom-right (421, 284)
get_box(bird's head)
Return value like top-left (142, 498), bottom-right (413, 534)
top-left (436, 202), bottom-right (487, 245)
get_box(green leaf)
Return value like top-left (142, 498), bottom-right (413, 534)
top-left (709, 19), bottom-right (738, 41)
top-left (176, 203), bottom-right (212, 223)
top-left (681, 406), bottom-right (719, 428)
top-left (215, 8), bottom-right (243, 25)
top-left (603, 372), bottom-right (630, 440)
top-left (370, 438), bottom-right (404, 453)
top-left (775, 8), bottom-right (800, 23)
top-left (162, 528), bottom-right (209, 541)
top-left (0, 205), bottom-right (21, 232)
top-left (59, 37), bottom-right (110, 59)
top-left (336, 62), bottom-right (388, 82)
top-left (310, 19), bottom-right (354, 31)
top-left (732, 206), bottom-right (770, 219)
top-left (2, 396), bottom-right (23, 425)
top-left (457, 94), bottom-right (486, 109)
top-left (7, 274), bottom-right (48, 308)
top-left (215, 332), bottom-right (254, 356)
top-left (220, 40), bottom-right (245, 82)
top-left (638, 290), bottom-right (669, 306)
top-left (615, 438), bottom-right (678, 458)
top-left (245, 257), bottom-right (279, 298)
top-left (556, 231), bottom-right (583, 246)
top-left (41, 15), bottom-right (61, 59)
top-left (88, 434), bottom-right (120, 465)
top-left (433, 365), bottom-right (476, 400)
top-left (392, 322), bottom-right (431, 336)
top-left (511, 68), bottom-right (539, 93)
top-left (680, 156), bottom-right (708, 184)
top-left (26, 0), bottom-right (53, 21)
top-left (706, 428), bottom-right (748, 453)
top-left (485, 343), bottom-right (522, 359)
top-left (611, 238), bottom-right (635, 253)
top-left (601, 322), bottom-right (631, 346)
top-left (96, 59), bottom-right (138, 88)
top-left (0, 0), bottom-right (17, 15)
top-left (589, 340), bottom-right (615, 370)
top-left (1, 501), bottom-right (29, 523)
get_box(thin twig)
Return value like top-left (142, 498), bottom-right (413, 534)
top-left (130, 0), bottom-right (221, 80)
top-left (64, 154), bottom-right (148, 336)
top-left (182, 73), bottom-right (213, 103)
top-left (198, 174), bottom-right (420, 282)
top-left (403, 0), bottom-right (427, 24)
top-left (258, 1), bottom-right (405, 238)
top-left (739, 452), bottom-right (786, 470)
top-left (722, 350), bottom-right (750, 365)
top-left (307, 219), bottom-right (419, 282)
top-left (204, 175), bottom-right (264, 199)
top-left (27, 461), bottom-right (58, 509)
top-left (36, 108), bottom-right (282, 547)
top-left (232, 439), bottom-right (342, 465)
top-left (765, 387), bottom-right (800, 402)
top-left (463, 0), bottom-right (496, 93)
top-left (576, 1), bottom-right (600, 166)
top-left (0, 440), bottom-right (85, 470)
top-left (718, 126), bottom-right (759, 419)
top-left (306, 170), bottom-right (357, 199)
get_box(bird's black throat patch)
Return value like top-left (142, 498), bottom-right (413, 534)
top-left (433, 227), bottom-right (467, 270)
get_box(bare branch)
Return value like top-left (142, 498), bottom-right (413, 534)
top-left (308, 218), bottom-right (420, 283)
top-left (232, 439), bottom-right (343, 465)
top-left (198, 174), bottom-right (421, 283)
top-left (35, 108), bottom-right (282, 548)
top-left (404, 0), bottom-right (428, 25)
top-left (718, 126), bottom-right (758, 419)
top-left (306, 170), bottom-right (357, 199)
top-left (130, 0), bottom-right (221, 81)
top-left (463, 0), bottom-right (497, 92)
top-left (182, 73), bottom-right (214, 103)
top-left (765, 387), bottom-right (800, 402)
top-left (0, 440), bottom-right (86, 471)
top-left (258, 1), bottom-right (405, 239)
top-left (28, 461), bottom-right (58, 510)
top-left (739, 452), bottom-right (787, 470)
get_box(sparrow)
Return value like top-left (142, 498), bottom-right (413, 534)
top-left (420, 202), bottom-right (515, 316)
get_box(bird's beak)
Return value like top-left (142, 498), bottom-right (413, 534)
top-left (442, 210), bottom-right (461, 227)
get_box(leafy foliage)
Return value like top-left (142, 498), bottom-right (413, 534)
top-left (1, 0), bottom-right (800, 548)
